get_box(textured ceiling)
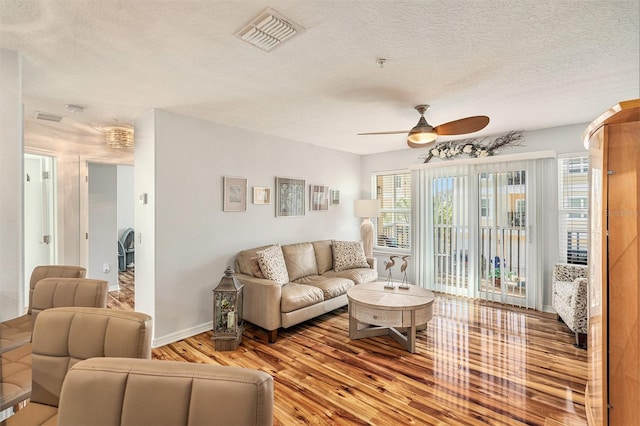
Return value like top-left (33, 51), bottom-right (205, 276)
top-left (1, 0), bottom-right (638, 156)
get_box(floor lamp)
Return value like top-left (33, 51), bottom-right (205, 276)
top-left (354, 199), bottom-right (381, 258)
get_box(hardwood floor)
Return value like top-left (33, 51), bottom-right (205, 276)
top-left (108, 267), bottom-right (134, 310)
top-left (108, 276), bottom-right (587, 424)
top-left (150, 294), bottom-right (588, 426)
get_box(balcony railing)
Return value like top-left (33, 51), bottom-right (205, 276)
top-left (433, 224), bottom-right (527, 298)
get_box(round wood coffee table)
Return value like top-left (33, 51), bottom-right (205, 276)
top-left (347, 282), bottom-right (435, 353)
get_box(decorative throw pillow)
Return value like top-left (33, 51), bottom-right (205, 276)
top-left (331, 240), bottom-right (370, 272)
top-left (249, 257), bottom-right (265, 279)
top-left (256, 245), bottom-right (289, 284)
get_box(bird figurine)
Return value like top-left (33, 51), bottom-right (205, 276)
top-left (384, 255), bottom-right (397, 287)
top-left (400, 255), bottom-right (410, 288)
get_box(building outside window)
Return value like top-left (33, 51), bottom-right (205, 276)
top-left (480, 198), bottom-right (489, 217)
top-left (558, 156), bottom-right (589, 265)
top-left (374, 172), bottom-right (411, 250)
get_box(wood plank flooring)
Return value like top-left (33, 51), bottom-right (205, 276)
top-left (149, 294), bottom-right (587, 426)
top-left (108, 271), bottom-right (586, 424)
top-left (108, 267), bottom-right (134, 310)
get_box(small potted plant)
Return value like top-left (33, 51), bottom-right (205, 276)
top-left (488, 268), bottom-right (501, 287)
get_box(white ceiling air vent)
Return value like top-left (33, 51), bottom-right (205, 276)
top-left (33, 111), bottom-right (63, 122)
top-left (236, 8), bottom-right (304, 52)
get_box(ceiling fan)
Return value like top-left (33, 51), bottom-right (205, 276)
top-left (358, 104), bottom-right (490, 148)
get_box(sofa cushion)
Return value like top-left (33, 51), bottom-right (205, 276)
top-left (323, 267), bottom-right (378, 284)
top-left (280, 283), bottom-right (324, 313)
top-left (312, 240), bottom-right (333, 274)
top-left (249, 257), bottom-right (265, 279)
top-left (282, 242), bottom-right (318, 281)
top-left (1, 343), bottom-right (32, 411)
top-left (235, 245), bottom-right (272, 276)
top-left (256, 245), bottom-right (289, 284)
top-left (331, 241), bottom-right (369, 272)
top-left (294, 275), bottom-right (354, 300)
top-left (5, 402), bottom-right (58, 425)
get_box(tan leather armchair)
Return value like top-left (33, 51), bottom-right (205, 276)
top-left (57, 357), bottom-right (274, 426)
top-left (3, 307), bottom-right (152, 425)
top-left (0, 265), bottom-right (86, 354)
top-left (1, 277), bottom-right (108, 412)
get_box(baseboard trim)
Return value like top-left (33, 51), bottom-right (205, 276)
top-left (152, 321), bottom-right (213, 348)
top-left (542, 304), bottom-right (556, 314)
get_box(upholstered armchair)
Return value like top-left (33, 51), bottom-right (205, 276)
top-left (4, 307), bottom-right (152, 425)
top-left (551, 263), bottom-right (588, 348)
top-left (0, 265), bottom-right (86, 354)
top-left (57, 358), bottom-right (274, 426)
top-left (0, 278), bottom-right (109, 412)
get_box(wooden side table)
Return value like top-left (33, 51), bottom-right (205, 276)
top-left (347, 282), bottom-right (435, 353)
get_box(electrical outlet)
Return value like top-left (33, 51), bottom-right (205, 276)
top-left (103, 263), bottom-right (110, 273)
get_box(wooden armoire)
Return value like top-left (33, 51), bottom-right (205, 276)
top-left (584, 99), bottom-right (640, 426)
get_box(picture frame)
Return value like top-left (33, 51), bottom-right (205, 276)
top-left (310, 185), bottom-right (329, 211)
top-left (331, 189), bottom-right (340, 205)
top-left (275, 177), bottom-right (305, 217)
top-left (223, 176), bottom-right (247, 212)
top-left (253, 186), bottom-right (271, 204)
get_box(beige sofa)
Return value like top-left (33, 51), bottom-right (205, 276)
top-left (57, 358), bottom-right (274, 426)
top-left (235, 240), bottom-right (378, 342)
top-left (4, 307), bottom-right (152, 425)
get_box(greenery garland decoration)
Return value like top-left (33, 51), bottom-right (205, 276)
top-left (419, 130), bottom-right (525, 163)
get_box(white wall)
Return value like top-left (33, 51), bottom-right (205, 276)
top-left (88, 163), bottom-right (118, 289)
top-left (10, 101), bottom-right (592, 340)
top-left (137, 109), bottom-right (363, 346)
top-left (360, 123), bottom-right (589, 311)
top-left (0, 49), bottom-right (23, 320)
top-left (117, 164), bottom-right (135, 238)
top-left (56, 153), bottom-right (83, 266)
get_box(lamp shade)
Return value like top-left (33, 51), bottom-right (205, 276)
top-left (354, 199), bottom-right (380, 218)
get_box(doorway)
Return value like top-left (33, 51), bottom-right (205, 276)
top-left (417, 160), bottom-right (539, 308)
top-left (82, 161), bottom-right (135, 302)
top-left (23, 153), bottom-right (56, 306)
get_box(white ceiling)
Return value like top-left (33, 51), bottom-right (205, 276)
top-left (2, 0), bottom-right (638, 156)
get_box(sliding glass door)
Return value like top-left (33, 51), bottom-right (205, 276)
top-left (478, 170), bottom-right (528, 305)
top-left (432, 174), bottom-right (471, 296)
top-left (415, 160), bottom-right (538, 308)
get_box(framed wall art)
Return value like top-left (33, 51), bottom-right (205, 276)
top-left (275, 177), bottom-right (305, 217)
top-left (331, 189), bottom-right (340, 205)
top-left (253, 186), bottom-right (271, 204)
top-left (223, 176), bottom-right (247, 212)
top-left (310, 185), bottom-right (329, 211)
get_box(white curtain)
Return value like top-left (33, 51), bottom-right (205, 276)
top-left (412, 156), bottom-right (549, 310)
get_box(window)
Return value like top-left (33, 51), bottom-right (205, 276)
top-left (374, 172), bottom-right (411, 250)
top-left (558, 156), bottom-right (589, 265)
top-left (480, 199), bottom-right (489, 217)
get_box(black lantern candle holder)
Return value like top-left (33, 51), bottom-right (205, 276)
top-left (212, 266), bottom-right (244, 351)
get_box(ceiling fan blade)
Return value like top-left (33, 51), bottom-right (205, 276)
top-left (434, 116), bottom-right (489, 136)
top-left (357, 130), bottom-right (410, 135)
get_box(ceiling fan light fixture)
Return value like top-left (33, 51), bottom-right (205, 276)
top-left (407, 114), bottom-right (437, 145)
top-left (406, 105), bottom-right (437, 145)
top-left (407, 128), bottom-right (438, 145)
top-left (105, 126), bottom-right (134, 149)
top-left (357, 103), bottom-right (489, 149)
